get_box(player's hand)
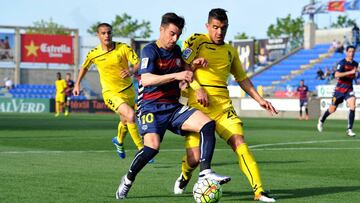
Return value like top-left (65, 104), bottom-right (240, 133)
top-left (176, 71), bottom-right (193, 83)
top-left (191, 58), bottom-right (208, 70)
top-left (195, 87), bottom-right (209, 107)
top-left (259, 99), bottom-right (278, 115)
top-left (179, 80), bottom-right (188, 90)
top-left (73, 85), bottom-right (80, 96)
top-left (120, 69), bottom-right (132, 78)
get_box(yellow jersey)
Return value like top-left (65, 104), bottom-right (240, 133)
top-left (182, 33), bottom-right (247, 97)
top-left (55, 79), bottom-right (66, 95)
top-left (82, 42), bottom-right (140, 93)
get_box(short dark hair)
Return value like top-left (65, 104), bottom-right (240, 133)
top-left (97, 23), bottom-right (112, 32)
top-left (161, 12), bottom-right (185, 30)
top-left (346, 45), bottom-right (356, 51)
top-left (208, 8), bottom-right (228, 22)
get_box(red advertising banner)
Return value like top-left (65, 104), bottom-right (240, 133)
top-left (21, 34), bottom-right (73, 64)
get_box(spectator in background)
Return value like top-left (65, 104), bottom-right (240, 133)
top-left (352, 24), bottom-right (360, 51)
top-left (324, 67), bottom-right (332, 82)
top-left (316, 68), bottom-right (325, 80)
top-left (4, 77), bottom-right (13, 90)
top-left (335, 40), bottom-right (344, 53)
top-left (329, 39), bottom-right (338, 52)
top-left (257, 48), bottom-right (268, 66)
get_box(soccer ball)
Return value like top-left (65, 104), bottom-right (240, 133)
top-left (193, 179), bottom-right (222, 203)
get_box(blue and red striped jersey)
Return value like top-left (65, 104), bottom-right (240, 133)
top-left (137, 42), bottom-right (184, 110)
top-left (335, 59), bottom-right (358, 93)
top-left (297, 85), bottom-right (308, 100)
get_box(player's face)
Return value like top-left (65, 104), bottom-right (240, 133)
top-left (65, 74), bottom-right (70, 81)
top-left (159, 23), bottom-right (182, 50)
top-left (97, 26), bottom-right (112, 46)
top-left (346, 47), bottom-right (355, 60)
top-left (300, 81), bottom-right (304, 86)
top-left (206, 18), bottom-right (228, 45)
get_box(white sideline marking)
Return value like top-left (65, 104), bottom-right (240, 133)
top-left (0, 139), bottom-right (359, 154)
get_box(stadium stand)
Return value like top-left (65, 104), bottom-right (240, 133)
top-left (8, 84), bottom-right (87, 100)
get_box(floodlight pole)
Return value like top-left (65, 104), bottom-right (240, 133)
top-left (309, 0), bottom-right (315, 22)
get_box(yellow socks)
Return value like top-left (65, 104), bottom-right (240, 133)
top-left (181, 155), bottom-right (196, 180)
top-left (127, 122), bottom-right (144, 150)
top-left (117, 122), bottom-right (128, 144)
top-left (235, 143), bottom-right (264, 196)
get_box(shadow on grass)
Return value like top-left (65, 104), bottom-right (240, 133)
top-left (221, 185), bottom-right (360, 201)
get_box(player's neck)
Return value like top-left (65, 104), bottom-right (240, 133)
top-left (101, 42), bottom-right (114, 52)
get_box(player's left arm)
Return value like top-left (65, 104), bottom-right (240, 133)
top-left (231, 49), bottom-right (278, 114)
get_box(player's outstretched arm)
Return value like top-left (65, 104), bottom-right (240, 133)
top-left (238, 78), bottom-right (278, 115)
top-left (141, 71), bottom-right (193, 87)
top-left (73, 67), bottom-right (88, 96)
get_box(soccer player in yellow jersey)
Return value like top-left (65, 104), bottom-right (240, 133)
top-left (173, 8), bottom-right (278, 202)
top-left (73, 23), bottom-right (144, 159)
top-left (55, 72), bottom-right (67, 117)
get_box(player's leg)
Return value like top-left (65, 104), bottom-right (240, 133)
top-left (117, 103), bottom-right (143, 150)
top-left (299, 101), bottom-right (303, 120)
top-left (180, 109), bottom-right (231, 184)
top-left (64, 96), bottom-right (70, 116)
top-left (55, 100), bottom-right (60, 117)
top-left (318, 95), bottom-right (341, 132)
top-left (116, 133), bottom-right (160, 199)
top-left (346, 96), bottom-right (356, 136)
top-left (216, 107), bottom-right (275, 202)
top-left (305, 103), bottom-right (309, 120)
top-left (174, 134), bottom-right (200, 194)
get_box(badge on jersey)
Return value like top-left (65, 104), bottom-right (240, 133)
top-left (182, 48), bottom-right (193, 60)
top-left (336, 64), bottom-right (341, 70)
top-left (141, 58), bottom-right (149, 69)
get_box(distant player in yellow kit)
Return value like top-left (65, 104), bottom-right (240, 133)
top-left (173, 8), bottom-right (278, 202)
top-left (73, 23), bottom-right (144, 159)
top-left (55, 72), bottom-right (66, 117)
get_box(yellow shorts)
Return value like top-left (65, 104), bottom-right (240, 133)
top-left (184, 95), bottom-right (243, 149)
top-left (102, 86), bottom-right (136, 113)
top-left (55, 94), bottom-right (65, 103)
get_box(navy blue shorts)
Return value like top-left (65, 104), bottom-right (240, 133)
top-left (137, 103), bottom-right (197, 141)
top-left (300, 99), bottom-right (308, 107)
top-left (332, 90), bottom-right (355, 106)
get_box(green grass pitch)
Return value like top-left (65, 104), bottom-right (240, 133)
top-left (0, 113), bottom-right (359, 202)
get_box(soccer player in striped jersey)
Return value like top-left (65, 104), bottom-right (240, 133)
top-left (73, 23), bottom-right (144, 158)
top-left (318, 45), bottom-right (358, 137)
top-left (173, 8), bottom-right (278, 202)
top-left (115, 12), bottom-right (230, 200)
top-left (297, 80), bottom-right (309, 120)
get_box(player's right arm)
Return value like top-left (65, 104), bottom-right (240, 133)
top-left (139, 45), bottom-right (193, 87)
top-left (334, 62), bottom-right (356, 78)
top-left (73, 51), bottom-right (93, 96)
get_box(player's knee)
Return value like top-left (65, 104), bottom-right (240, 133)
top-left (188, 156), bottom-right (199, 168)
top-left (200, 120), bottom-right (215, 135)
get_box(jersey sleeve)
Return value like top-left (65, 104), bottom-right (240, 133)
top-left (81, 50), bottom-right (94, 69)
top-left (182, 33), bottom-right (204, 64)
top-left (336, 61), bottom-right (345, 73)
top-left (123, 44), bottom-right (140, 65)
top-left (230, 49), bottom-right (248, 82)
top-left (138, 45), bottom-right (157, 75)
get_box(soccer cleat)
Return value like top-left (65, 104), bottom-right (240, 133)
top-left (255, 191), bottom-right (276, 202)
top-left (174, 173), bottom-right (190, 194)
top-left (115, 175), bottom-right (132, 199)
top-left (317, 119), bottom-right (323, 132)
top-left (198, 169), bottom-right (231, 185)
top-left (305, 115), bottom-right (309, 120)
top-left (64, 111), bottom-right (69, 116)
top-left (347, 129), bottom-right (356, 137)
top-left (54, 113), bottom-right (60, 117)
top-left (112, 137), bottom-right (126, 159)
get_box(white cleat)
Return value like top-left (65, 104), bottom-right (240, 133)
top-left (255, 192), bottom-right (276, 202)
top-left (174, 173), bottom-right (190, 194)
top-left (198, 169), bottom-right (231, 185)
top-left (317, 119), bottom-right (323, 132)
top-left (347, 129), bottom-right (356, 137)
top-left (115, 175), bottom-right (133, 199)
